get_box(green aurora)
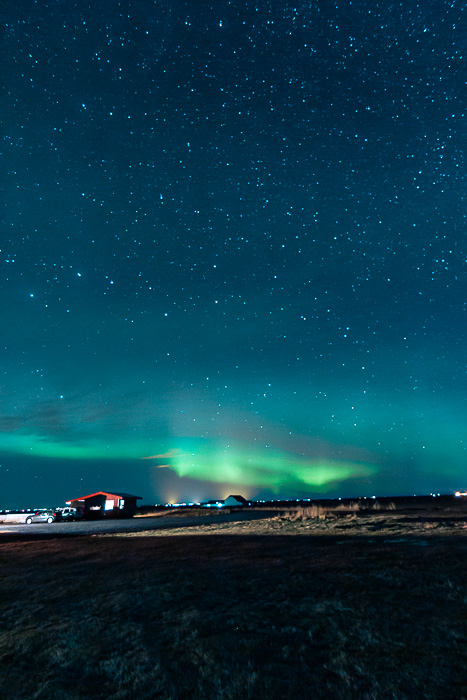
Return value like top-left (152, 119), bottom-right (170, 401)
top-left (0, 431), bottom-right (376, 493)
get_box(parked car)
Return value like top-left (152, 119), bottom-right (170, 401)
top-left (25, 510), bottom-right (56, 524)
top-left (55, 507), bottom-right (83, 522)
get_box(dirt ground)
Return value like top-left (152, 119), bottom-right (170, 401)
top-left (0, 501), bottom-right (466, 699)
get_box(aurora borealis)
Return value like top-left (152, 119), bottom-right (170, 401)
top-left (1, 1), bottom-right (465, 508)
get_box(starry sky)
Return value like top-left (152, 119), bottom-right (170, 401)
top-left (1, 0), bottom-right (465, 508)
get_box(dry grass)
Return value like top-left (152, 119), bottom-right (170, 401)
top-left (280, 501), bottom-right (398, 522)
top-left (0, 504), bottom-right (466, 700)
top-left (283, 504), bottom-right (331, 520)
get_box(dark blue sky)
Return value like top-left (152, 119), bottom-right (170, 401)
top-left (0, 0), bottom-right (465, 508)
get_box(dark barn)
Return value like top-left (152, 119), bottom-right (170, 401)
top-left (66, 491), bottom-right (142, 518)
top-left (223, 494), bottom-right (248, 507)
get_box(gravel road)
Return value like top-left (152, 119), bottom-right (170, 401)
top-left (0, 509), bottom-right (273, 537)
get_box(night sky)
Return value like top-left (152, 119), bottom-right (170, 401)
top-left (1, 1), bottom-right (465, 509)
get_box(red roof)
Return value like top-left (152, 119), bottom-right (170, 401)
top-left (67, 491), bottom-right (142, 502)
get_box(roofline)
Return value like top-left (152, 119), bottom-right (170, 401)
top-left (66, 491), bottom-right (143, 501)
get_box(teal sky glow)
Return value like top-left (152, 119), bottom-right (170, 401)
top-left (0, 1), bottom-right (464, 508)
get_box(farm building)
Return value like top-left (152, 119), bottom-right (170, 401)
top-left (66, 491), bottom-right (142, 517)
top-left (223, 495), bottom-right (249, 507)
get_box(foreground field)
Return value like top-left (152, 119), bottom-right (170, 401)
top-left (0, 505), bottom-right (466, 699)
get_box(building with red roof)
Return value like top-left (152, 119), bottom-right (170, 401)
top-left (66, 491), bottom-right (142, 517)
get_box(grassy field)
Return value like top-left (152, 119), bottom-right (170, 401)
top-left (0, 503), bottom-right (466, 699)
